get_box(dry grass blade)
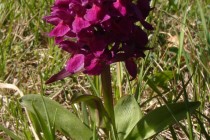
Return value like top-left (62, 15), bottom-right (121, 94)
top-left (0, 83), bottom-right (40, 140)
top-left (0, 83), bottom-right (23, 97)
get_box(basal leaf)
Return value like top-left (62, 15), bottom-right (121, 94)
top-left (71, 94), bottom-right (109, 128)
top-left (126, 102), bottom-right (200, 140)
top-left (32, 101), bottom-right (55, 140)
top-left (115, 95), bottom-right (143, 139)
top-left (20, 94), bottom-right (93, 140)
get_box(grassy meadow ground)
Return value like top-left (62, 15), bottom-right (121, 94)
top-left (0, 0), bottom-right (209, 139)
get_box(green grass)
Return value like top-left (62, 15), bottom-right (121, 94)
top-left (0, 0), bottom-right (209, 139)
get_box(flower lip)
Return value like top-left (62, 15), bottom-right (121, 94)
top-left (65, 54), bottom-right (85, 74)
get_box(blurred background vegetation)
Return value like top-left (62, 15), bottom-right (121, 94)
top-left (0, 0), bottom-right (209, 139)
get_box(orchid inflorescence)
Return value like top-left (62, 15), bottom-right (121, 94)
top-left (44, 0), bottom-right (153, 83)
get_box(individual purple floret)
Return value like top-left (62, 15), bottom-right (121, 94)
top-left (44, 0), bottom-right (153, 84)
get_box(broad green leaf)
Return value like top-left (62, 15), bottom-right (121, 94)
top-left (32, 101), bottom-right (55, 140)
top-left (71, 94), bottom-right (109, 128)
top-left (126, 102), bottom-right (200, 140)
top-left (20, 94), bottom-right (93, 140)
top-left (114, 95), bottom-right (143, 139)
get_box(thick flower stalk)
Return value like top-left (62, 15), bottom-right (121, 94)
top-left (44, 0), bottom-right (153, 84)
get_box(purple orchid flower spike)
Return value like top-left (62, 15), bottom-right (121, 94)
top-left (44, 0), bottom-right (153, 83)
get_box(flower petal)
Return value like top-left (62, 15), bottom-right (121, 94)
top-left (133, 27), bottom-right (148, 47)
top-left (89, 37), bottom-right (106, 57)
top-left (84, 4), bottom-right (101, 23)
top-left (113, 0), bottom-right (127, 16)
top-left (43, 15), bottom-right (61, 25)
top-left (59, 40), bottom-right (78, 53)
top-left (45, 68), bottom-right (71, 84)
top-left (137, 0), bottom-right (152, 18)
top-left (49, 21), bottom-right (70, 37)
top-left (84, 54), bottom-right (103, 75)
top-left (55, 0), bottom-right (70, 5)
top-left (125, 59), bottom-right (137, 80)
top-left (66, 54), bottom-right (85, 73)
top-left (132, 4), bottom-right (153, 30)
top-left (72, 16), bottom-right (90, 33)
top-left (55, 37), bottom-right (63, 44)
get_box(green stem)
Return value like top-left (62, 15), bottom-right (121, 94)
top-left (101, 65), bottom-right (114, 119)
top-left (101, 65), bottom-right (118, 139)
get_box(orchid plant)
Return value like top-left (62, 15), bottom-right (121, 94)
top-left (20, 0), bottom-right (200, 139)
